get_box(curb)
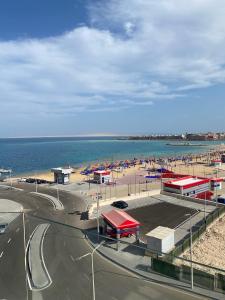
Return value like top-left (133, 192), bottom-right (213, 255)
top-left (86, 235), bottom-right (217, 300)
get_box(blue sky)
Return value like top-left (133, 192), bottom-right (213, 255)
top-left (1, 0), bottom-right (225, 137)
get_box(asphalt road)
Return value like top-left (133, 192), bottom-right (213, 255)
top-left (0, 183), bottom-right (204, 300)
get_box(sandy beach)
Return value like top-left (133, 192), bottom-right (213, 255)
top-left (26, 144), bottom-right (225, 184)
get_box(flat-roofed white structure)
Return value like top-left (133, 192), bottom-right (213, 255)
top-left (146, 226), bottom-right (175, 254)
top-left (51, 167), bottom-right (72, 184)
top-left (0, 169), bottom-right (12, 182)
top-left (210, 178), bottom-right (223, 191)
top-left (211, 159), bottom-right (222, 167)
top-left (94, 170), bottom-right (111, 184)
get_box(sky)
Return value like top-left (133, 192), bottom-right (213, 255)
top-left (1, 0), bottom-right (225, 137)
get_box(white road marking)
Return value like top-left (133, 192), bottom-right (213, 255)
top-left (7, 238), bottom-right (11, 244)
top-left (16, 227), bottom-right (20, 232)
top-left (70, 255), bottom-right (75, 262)
top-left (64, 241), bottom-right (66, 247)
top-left (0, 251), bottom-right (4, 258)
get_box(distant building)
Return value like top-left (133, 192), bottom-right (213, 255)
top-left (51, 167), bottom-right (73, 184)
top-left (186, 132), bottom-right (219, 141)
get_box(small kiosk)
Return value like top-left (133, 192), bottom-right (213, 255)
top-left (210, 178), bottom-right (223, 191)
top-left (51, 167), bottom-right (72, 184)
top-left (94, 170), bottom-right (111, 184)
top-left (0, 169), bottom-right (12, 182)
top-left (211, 160), bottom-right (222, 167)
top-left (145, 226), bottom-right (175, 255)
top-left (221, 154), bottom-right (225, 163)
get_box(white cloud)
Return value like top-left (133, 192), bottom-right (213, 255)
top-left (1, 0), bottom-right (225, 116)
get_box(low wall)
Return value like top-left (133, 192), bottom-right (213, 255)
top-left (161, 190), bottom-right (217, 207)
top-left (151, 258), bottom-right (225, 293)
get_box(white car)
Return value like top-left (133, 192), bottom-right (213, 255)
top-left (0, 224), bottom-right (8, 234)
top-left (18, 178), bottom-right (27, 182)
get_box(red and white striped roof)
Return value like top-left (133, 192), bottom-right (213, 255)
top-left (164, 176), bottom-right (210, 190)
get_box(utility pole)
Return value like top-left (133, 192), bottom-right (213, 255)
top-left (35, 172), bottom-right (38, 193)
top-left (204, 191), bottom-right (206, 221)
top-left (9, 170), bottom-right (13, 189)
top-left (185, 213), bottom-right (194, 289)
top-left (56, 178), bottom-right (59, 203)
top-left (96, 184), bottom-right (100, 241)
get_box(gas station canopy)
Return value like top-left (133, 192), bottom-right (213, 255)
top-left (102, 209), bottom-right (140, 229)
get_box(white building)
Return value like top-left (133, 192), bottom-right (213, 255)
top-left (163, 176), bottom-right (210, 198)
top-left (210, 178), bottom-right (223, 191)
top-left (0, 169), bottom-right (12, 182)
top-left (51, 167), bottom-right (73, 184)
top-left (211, 160), bottom-right (222, 167)
top-left (93, 170), bottom-right (111, 184)
top-left (146, 226), bottom-right (175, 254)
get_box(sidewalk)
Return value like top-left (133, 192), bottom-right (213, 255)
top-left (87, 229), bottom-right (224, 300)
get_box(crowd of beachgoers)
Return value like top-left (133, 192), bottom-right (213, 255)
top-left (79, 147), bottom-right (224, 176)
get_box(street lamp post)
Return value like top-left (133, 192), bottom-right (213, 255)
top-left (97, 193), bottom-right (100, 241)
top-left (56, 179), bottom-right (60, 202)
top-left (9, 170), bottom-right (13, 189)
top-left (35, 172), bottom-right (38, 193)
top-left (76, 241), bottom-right (105, 300)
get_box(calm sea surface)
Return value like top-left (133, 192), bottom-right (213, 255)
top-left (0, 137), bottom-right (222, 175)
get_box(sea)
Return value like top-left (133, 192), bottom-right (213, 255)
top-left (0, 137), bottom-right (223, 175)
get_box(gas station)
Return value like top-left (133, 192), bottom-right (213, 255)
top-left (101, 209), bottom-right (140, 250)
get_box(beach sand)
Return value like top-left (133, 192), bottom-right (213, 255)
top-left (15, 144), bottom-right (225, 186)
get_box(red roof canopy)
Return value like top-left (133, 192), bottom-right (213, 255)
top-left (102, 209), bottom-right (140, 229)
top-left (94, 170), bottom-right (111, 175)
top-left (210, 178), bottom-right (223, 182)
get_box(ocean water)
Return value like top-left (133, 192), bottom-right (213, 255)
top-left (0, 137), bottom-right (222, 175)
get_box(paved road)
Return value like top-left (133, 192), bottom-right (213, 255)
top-left (0, 184), bottom-right (204, 300)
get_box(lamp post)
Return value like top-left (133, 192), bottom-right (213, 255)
top-left (56, 178), bottom-right (60, 203)
top-left (97, 193), bottom-right (100, 241)
top-left (35, 172), bottom-right (38, 193)
top-left (9, 169), bottom-right (13, 189)
top-left (185, 213), bottom-right (193, 289)
top-left (76, 241), bottom-right (105, 300)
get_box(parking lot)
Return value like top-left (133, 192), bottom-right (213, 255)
top-left (128, 202), bottom-right (196, 237)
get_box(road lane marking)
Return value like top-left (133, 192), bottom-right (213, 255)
top-left (0, 251), bottom-right (4, 258)
top-left (7, 238), bottom-right (11, 244)
top-left (70, 255), bottom-right (75, 262)
top-left (16, 227), bottom-right (20, 232)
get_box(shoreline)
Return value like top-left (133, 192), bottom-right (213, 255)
top-left (12, 143), bottom-right (225, 183)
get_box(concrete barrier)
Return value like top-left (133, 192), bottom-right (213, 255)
top-left (26, 223), bottom-right (52, 290)
top-left (30, 192), bottom-right (64, 210)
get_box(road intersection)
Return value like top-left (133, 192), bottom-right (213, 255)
top-left (0, 183), bottom-right (204, 300)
